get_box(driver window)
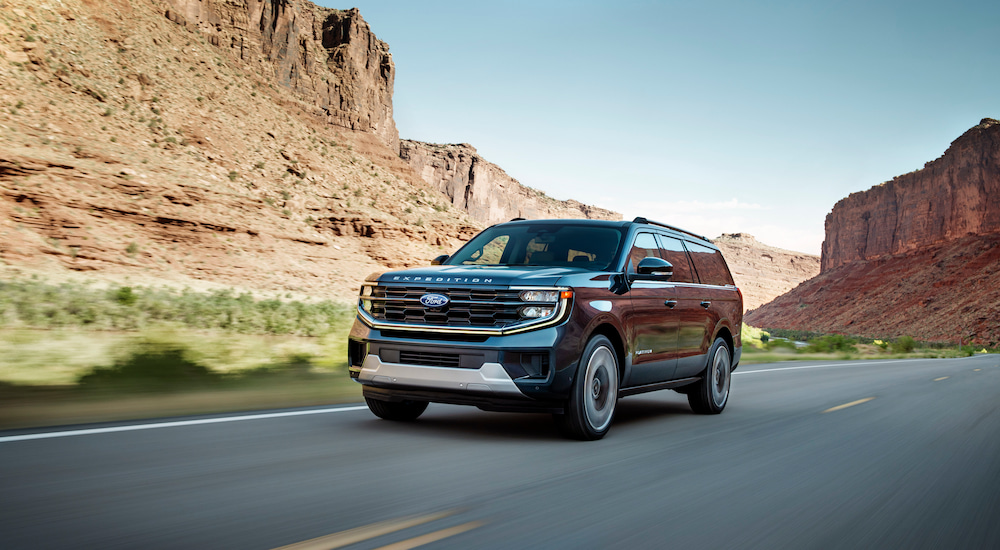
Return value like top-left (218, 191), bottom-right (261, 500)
top-left (627, 233), bottom-right (660, 273)
top-left (462, 235), bottom-right (509, 265)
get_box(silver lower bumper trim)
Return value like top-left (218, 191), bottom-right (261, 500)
top-left (357, 355), bottom-right (524, 397)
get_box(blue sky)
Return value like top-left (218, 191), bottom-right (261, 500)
top-left (319, 0), bottom-right (999, 254)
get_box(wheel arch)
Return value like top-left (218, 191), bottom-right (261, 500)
top-left (588, 323), bottom-right (626, 382)
top-left (714, 324), bottom-right (734, 360)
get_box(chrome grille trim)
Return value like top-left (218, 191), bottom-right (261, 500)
top-left (357, 285), bottom-right (571, 336)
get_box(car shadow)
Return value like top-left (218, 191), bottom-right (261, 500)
top-left (354, 393), bottom-right (694, 441)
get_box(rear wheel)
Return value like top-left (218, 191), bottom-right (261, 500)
top-left (554, 335), bottom-right (619, 440)
top-left (688, 337), bottom-right (731, 414)
top-left (365, 396), bottom-right (429, 421)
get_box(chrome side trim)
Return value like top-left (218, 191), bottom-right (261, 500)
top-left (357, 355), bottom-right (524, 397)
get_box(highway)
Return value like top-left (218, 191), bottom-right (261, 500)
top-left (2, 355), bottom-right (999, 549)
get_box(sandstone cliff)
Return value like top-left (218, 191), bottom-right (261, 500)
top-left (747, 118), bottom-right (1000, 345)
top-left (400, 141), bottom-right (621, 224)
top-left (0, 0), bottom-right (473, 300)
top-left (821, 118), bottom-right (1000, 271)
top-left (162, 0), bottom-right (398, 150)
top-left (711, 234), bottom-right (819, 312)
top-left (745, 233), bottom-right (1000, 345)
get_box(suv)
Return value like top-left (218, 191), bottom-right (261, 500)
top-left (349, 217), bottom-right (743, 439)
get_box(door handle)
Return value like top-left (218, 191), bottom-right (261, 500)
top-left (700, 301), bottom-right (711, 308)
top-left (664, 300), bottom-right (677, 308)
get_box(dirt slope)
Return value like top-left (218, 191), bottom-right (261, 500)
top-left (745, 233), bottom-right (1000, 345)
top-left (712, 233), bottom-right (819, 312)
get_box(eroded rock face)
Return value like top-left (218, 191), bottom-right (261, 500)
top-left (163, 0), bottom-right (398, 149)
top-left (399, 141), bottom-right (621, 224)
top-left (821, 118), bottom-right (1000, 272)
top-left (712, 233), bottom-right (820, 312)
top-left (746, 233), bottom-right (1000, 345)
top-left (748, 118), bottom-right (1000, 345)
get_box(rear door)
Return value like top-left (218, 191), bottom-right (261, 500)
top-left (624, 232), bottom-right (678, 385)
top-left (674, 241), bottom-right (736, 378)
top-left (657, 235), bottom-right (707, 379)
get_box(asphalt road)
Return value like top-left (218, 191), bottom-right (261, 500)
top-left (2, 355), bottom-right (999, 549)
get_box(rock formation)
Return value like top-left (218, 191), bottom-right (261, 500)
top-left (745, 233), bottom-right (1000, 345)
top-left (400, 141), bottom-right (621, 224)
top-left (711, 234), bottom-right (819, 312)
top-left (748, 118), bottom-right (1000, 345)
top-left (822, 118), bottom-right (1000, 271)
top-left (162, 0), bottom-right (398, 150)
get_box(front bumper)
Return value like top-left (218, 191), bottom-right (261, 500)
top-left (357, 355), bottom-right (523, 396)
top-left (349, 315), bottom-right (579, 406)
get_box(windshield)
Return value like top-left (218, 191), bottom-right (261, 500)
top-left (446, 224), bottom-right (624, 270)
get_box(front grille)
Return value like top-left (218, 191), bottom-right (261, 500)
top-left (398, 350), bottom-right (461, 368)
top-left (369, 286), bottom-right (523, 328)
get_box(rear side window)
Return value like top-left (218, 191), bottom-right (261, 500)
top-left (626, 233), bottom-right (661, 273)
top-left (656, 235), bottom-right (696, 283)
top-left (685, 242), bottom-right (735, 286)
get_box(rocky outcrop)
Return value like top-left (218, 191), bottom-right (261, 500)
top-left (747, 118), bottom-right (1000, 345)
top-left (162, 0), bottom-right (398, 149)
top-left (399, 141), bottom-right (621, 224)
top-left (821, 118), bottom-right (1000, 271)
top-left (746, 233), bottom-right (1000, 345)
top-left (712, 234), bottom-right (820, 312)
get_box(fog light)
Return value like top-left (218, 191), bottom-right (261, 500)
top-left (520, 290), bottom-right (559, 302)
top-left (520, 305), bottom-right (554, 318)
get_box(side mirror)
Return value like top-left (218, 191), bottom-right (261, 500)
top-left (431, 254), bottom-right (449, 266)
top-left (633, 257), bottom-right (673, 280)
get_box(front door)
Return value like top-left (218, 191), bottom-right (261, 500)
top-left (625, 232), bottom-right (678, 385)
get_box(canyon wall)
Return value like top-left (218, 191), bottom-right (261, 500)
top-left (400, 141), bottom-right (621, 224)
top-left (162, 0), bottom-right (398, 149)
top-left (712, 234), bottom-right (820, 312)
top-left (748, 118), bottom-right (1000, 345)
top-left (821, 118), bottom-right (1000, 271)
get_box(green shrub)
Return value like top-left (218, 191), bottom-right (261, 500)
top-left (78, 340), bottom-right (218, 389)
top-left (806, 334), bottom-right (857, 353)
top-left (891, 336), bottom-right (916, 354)
top-left (0, 280), bottom-right (352, 336)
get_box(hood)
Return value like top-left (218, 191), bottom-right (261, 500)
top-left (374, 265), bottom-right (589, 287)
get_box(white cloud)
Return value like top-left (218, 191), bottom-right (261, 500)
top-left (599, 197), bottom-right (823, 255)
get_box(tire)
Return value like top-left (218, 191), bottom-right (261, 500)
top-left (554, 335), bottom-right (620, 440)
top-left (365, 396), bottom-right (428, 421)
top-left (688, 337), bottom-right (731, 415)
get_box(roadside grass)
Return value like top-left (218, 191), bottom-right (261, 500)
top-left (740, 323), bottom-right (988, 364)
top-left (0, 279), bottom-right (360, 429)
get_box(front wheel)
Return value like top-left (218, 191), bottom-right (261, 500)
top-left (365, 396), bottom-right (428, 421)
top-left (554, 335), bottom-right (619, 440)
top-left (688, 337), bottom-right (731, 414)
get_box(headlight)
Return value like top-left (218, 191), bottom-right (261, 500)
top-left (520, 305), bottom-right (554, 318)
top-left (360, 299), bottom-right (373, 312)
top-left (520, 290), bottom-right (559, 302)
top-left (360, 285), bottom-right (373, 297)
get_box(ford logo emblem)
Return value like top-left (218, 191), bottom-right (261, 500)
top-left (419, 293), bottom-right (450, 308)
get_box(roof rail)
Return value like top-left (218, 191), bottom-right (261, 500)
top-left (632, 217), bottom-right (709, 241)
top-left (509, 217), bottom-right (526, 222)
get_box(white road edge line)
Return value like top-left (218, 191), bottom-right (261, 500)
top-left (734, 358), bottom-right (962, 376)
top-left (0, 405), bottom-right (370, 444)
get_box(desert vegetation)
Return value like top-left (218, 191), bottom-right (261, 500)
top-left (740, 324), bottom-right (986, 363)
top-left (0, 278), bottom-right (359, 428)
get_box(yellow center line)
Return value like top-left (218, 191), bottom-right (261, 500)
top-left (273, 510), bottom-right (458, 550)
top-left (934, 376), bottom-right (949, 381)
top-left (974, 369), bottom-right (982, 372)
top-left (374, 521), bottom-right (484, 550)
top-left (822, 397), bottom-right (876, 413)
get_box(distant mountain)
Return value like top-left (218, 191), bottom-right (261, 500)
top-left (711, 234), bottom-right (819, 312)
